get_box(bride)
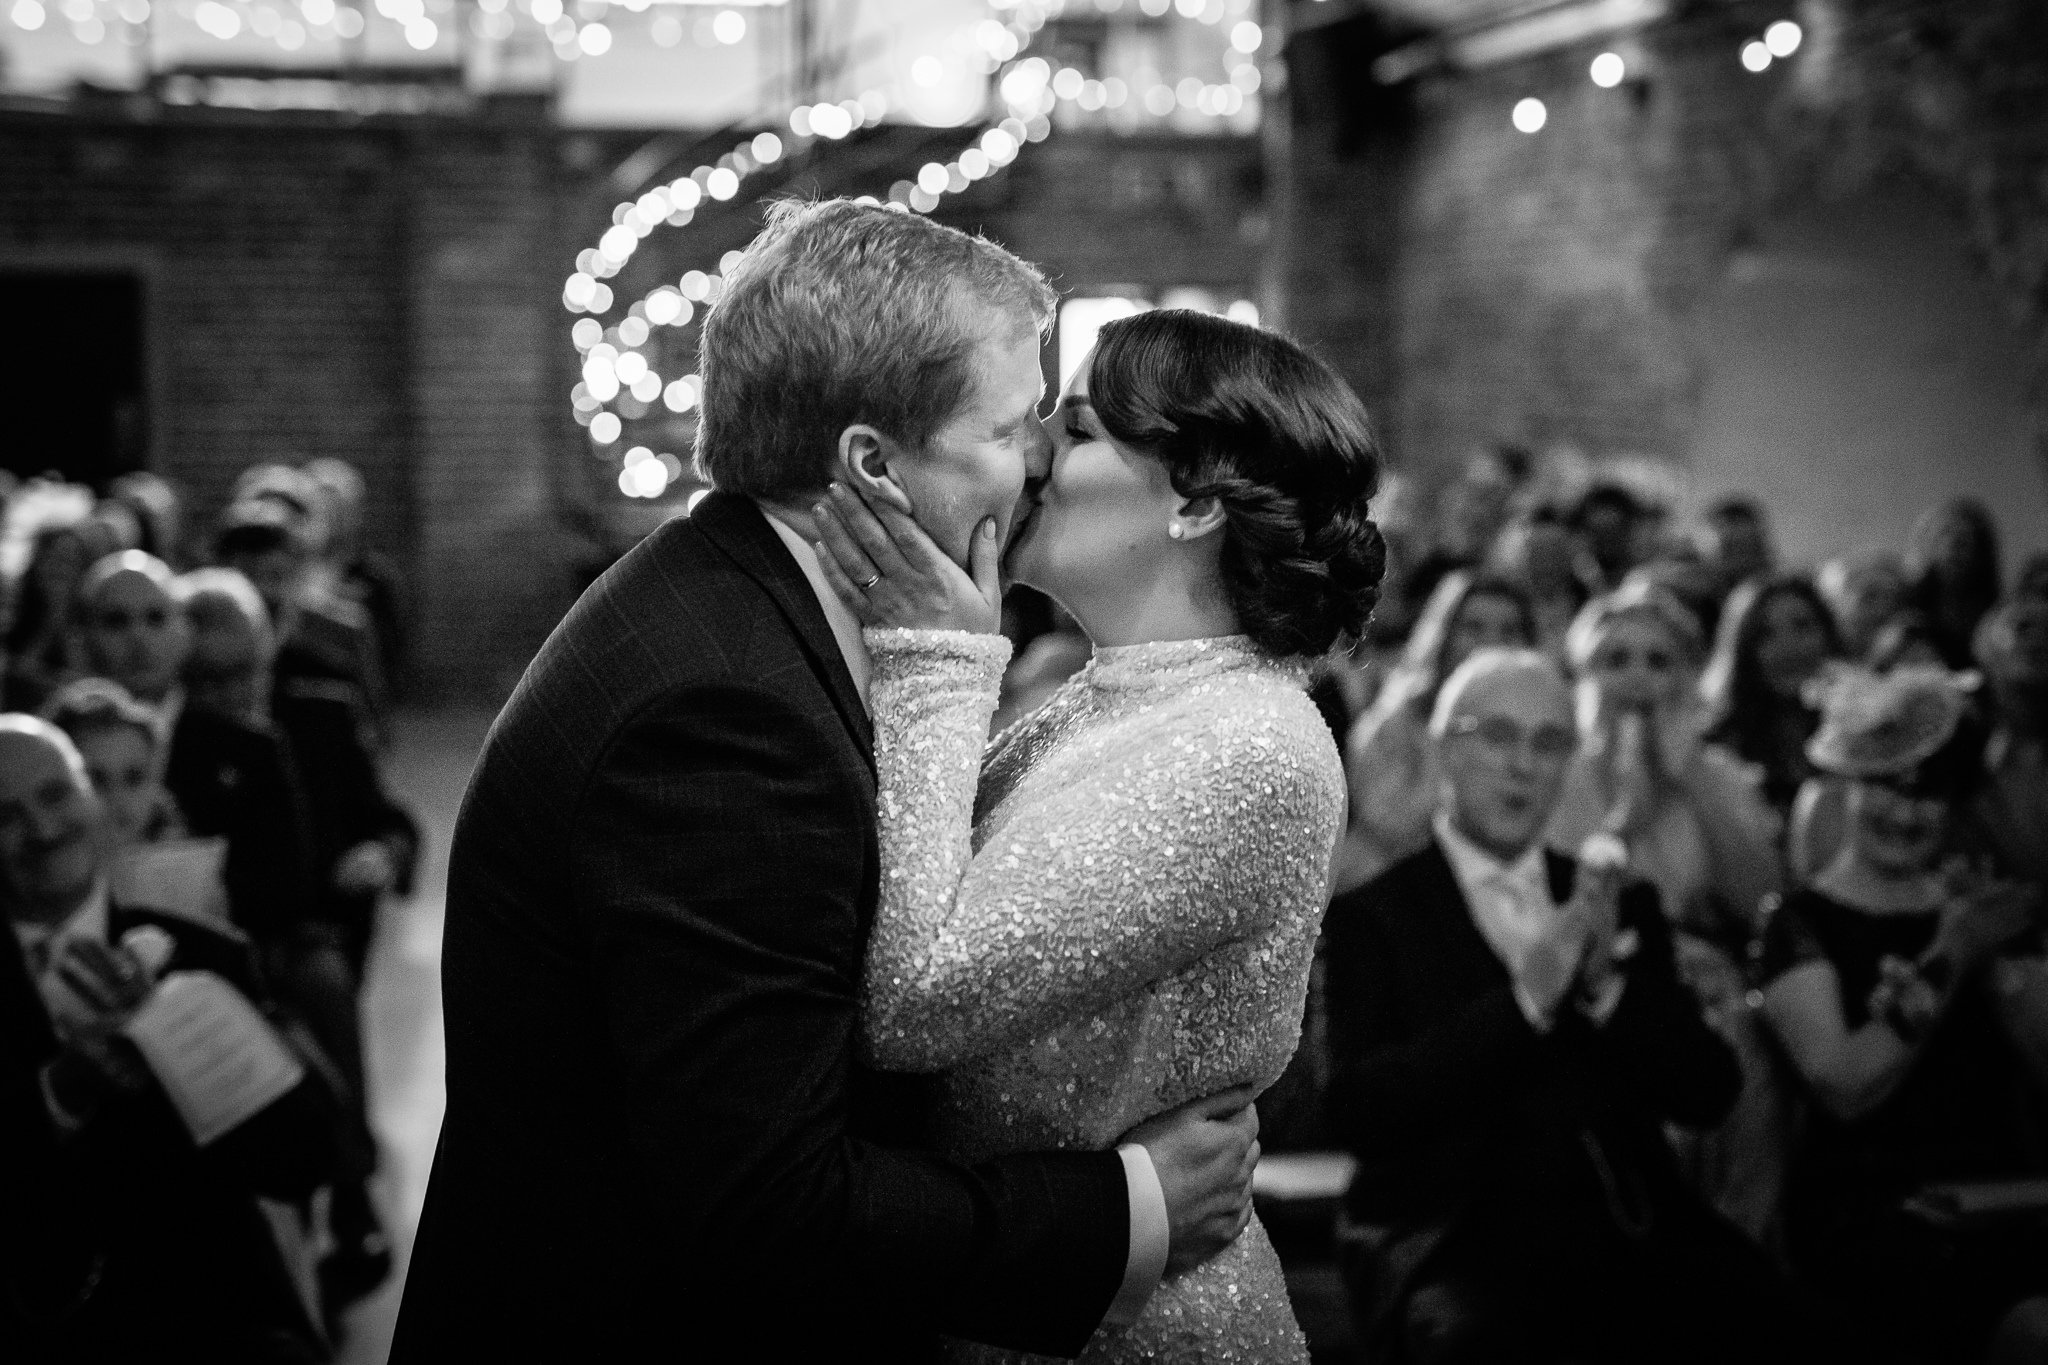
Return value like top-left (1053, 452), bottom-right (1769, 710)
top-left (811, 307), bottom-right (1384, 1362)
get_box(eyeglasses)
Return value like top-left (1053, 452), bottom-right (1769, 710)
top-left (1445, 713), bottom-right (1578, 760)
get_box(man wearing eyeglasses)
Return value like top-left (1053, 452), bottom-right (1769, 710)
top-left (1322, 649), bottom-right (1811, 1365)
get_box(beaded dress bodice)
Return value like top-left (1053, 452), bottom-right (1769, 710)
top-left (860, 630), bottom-right (1344, 1364)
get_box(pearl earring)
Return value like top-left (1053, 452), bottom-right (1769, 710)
top-left (1167, 523), bottom-right (1185, 540)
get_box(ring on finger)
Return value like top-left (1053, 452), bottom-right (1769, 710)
top-left (857, 572), bottom-right (881, 591)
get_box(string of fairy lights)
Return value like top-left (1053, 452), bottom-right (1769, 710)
top-left (565, 0), bottom-right (1267, 500)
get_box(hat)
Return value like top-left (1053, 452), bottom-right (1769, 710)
top-left (1805, 663), bottom-right (1975, 779)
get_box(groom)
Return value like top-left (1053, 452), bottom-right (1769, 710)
top-left (392, 200), bottom-right (1262, 1361)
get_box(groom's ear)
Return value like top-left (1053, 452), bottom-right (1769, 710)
top-left (836, 424), bottom-right (915, 515)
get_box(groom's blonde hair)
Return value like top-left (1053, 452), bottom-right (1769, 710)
top-left (695, 198), bottom-right (1056, 502)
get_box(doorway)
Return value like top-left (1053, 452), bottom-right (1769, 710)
top-left (0, 269), bottom-right (148, 488)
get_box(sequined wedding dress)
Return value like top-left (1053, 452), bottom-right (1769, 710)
top-left (860, 630), bottom-right (1345, 1365)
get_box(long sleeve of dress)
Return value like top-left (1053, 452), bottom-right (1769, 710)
top-left (860, 628), bottom-right (1344, 1074)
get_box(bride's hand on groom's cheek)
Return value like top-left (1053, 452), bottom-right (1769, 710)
top-left (813, 482), bottom-right (1003, 635)
top-left (1123, 1085), bottom-right (1262, 1276)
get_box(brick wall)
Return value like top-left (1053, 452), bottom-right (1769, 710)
top-left (1279, 0), bottom-right (2048, 555)
top-left (0, 103), bottom-right (578, 701)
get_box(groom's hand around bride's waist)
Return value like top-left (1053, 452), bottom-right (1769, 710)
top-left (1122, 1085), bottom-right (1261, 1275)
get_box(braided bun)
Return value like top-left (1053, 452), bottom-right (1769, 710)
top-left (1089, 310), bottom-right (1386, 657)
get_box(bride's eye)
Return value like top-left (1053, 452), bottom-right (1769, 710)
top-left (1065, 421), bottom-right (1089, 441)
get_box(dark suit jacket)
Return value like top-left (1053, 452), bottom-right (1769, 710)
top-left (273, 683), bottom-right (420, 941)
top-left (3, 900), bottom-right (338, 1362)
top-left (164, 706), bottom-right (319, 945)
top-left (1324, 841), bottom-right (1740, 1248)
top-left (393, 494), bottom-right (1127, 1363)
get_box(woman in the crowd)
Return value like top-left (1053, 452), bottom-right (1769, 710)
top-left (2, 520), bottom-right (93, 712)
top-left (1819, 549), bottom-right (1910, 662)
top-left (1760, 665), bottom-right (2048, 1363)
top-left (1547, 580), bottom-right (1791, 1242)
top-left (1703, 574), bottom-right (1843, 815)
top-left (1969, 592), bottom-right (2048, 886)
top-left (1905, 497), bottom-right (2003, 670)
top-left (1332, 568), bottom-right (1535, 893)
top-left (41, 677), bottom-right (180, 846)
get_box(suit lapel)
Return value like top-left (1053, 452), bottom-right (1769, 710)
top-left (1412, 842), bottom-right (1515, 993)
top-left (687, 492), bottom-right (875, 764)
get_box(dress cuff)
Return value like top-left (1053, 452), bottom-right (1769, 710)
top-left (1104, 1142), bottom-right (1169, 1328)
top-left (862, 627), bottom-right (1012, 667)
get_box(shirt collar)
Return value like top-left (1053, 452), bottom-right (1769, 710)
top-left (757, 506), bottom-right (871, 713)
top-left (1434, 808), bottom-right (1548, 901)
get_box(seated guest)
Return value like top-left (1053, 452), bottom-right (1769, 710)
top-left (216, 495), bottom-right (386, 740)
top-left (107, 470), bottom-right (184, 567)
top-left (1698, 495), bottom-right (1775, 596)
top-left (1703, 574), bottom-right (1843, 815)
top-left (185, 568), bottom-right (417, 968)
top-left (1904, 497), bottom-right (2003, 670)
top-left (1335, 571), bottom-right (1536, 894)
top-left (2, 519), bottom-right (94, 712)
top-left (1326, 649), bottom-right (1802, 1365)
top-left (43, 678), bottom-right (183, 847)
top-left (1818, 549), bottom-right (1910, 662)
top-left (183, 567), bottom-right (410, 1303)
top-left (302, 458), bottom-right (407, 687)
top-left (1969, 591), bottom-right (2048, 884)
top-left (1548, 582), bottom-right (1790, 1244)
top-left (1565, 481), bottom-right (1649, 589)
top-left (75, 551), bottom-right (318, 949)
top-left (0, 715), bottom-right (337, 1362)
top-left (1761, 665), bottom-right (2047, 1363)
top-left (1486, 518), bottom-right (1596, 659)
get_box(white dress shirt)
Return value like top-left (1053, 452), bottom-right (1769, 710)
top-left (757, 505), bottom-right (1169, 1326)
top-left (1433, 812), bottom-right (1625, 1030)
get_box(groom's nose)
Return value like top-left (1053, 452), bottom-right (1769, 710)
top-left (1022, 415), bottom-right (1054, 483)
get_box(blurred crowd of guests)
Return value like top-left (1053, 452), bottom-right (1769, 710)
top-left (1296, 453), bottom-right (2048, 1364)
top-left (1008, 449), bottom-right (2048, 1363)
top-left (0, 460), bottom-right (417, 1362)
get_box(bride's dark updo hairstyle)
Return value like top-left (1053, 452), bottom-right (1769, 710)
top-left (1087, 308), bottom-right (1386, 657)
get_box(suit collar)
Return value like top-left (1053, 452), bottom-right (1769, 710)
top-left (1408, 842), bottom-right (1514, 987)
top-left (688, 492), bottom-right (875, 762)
top-left (1544, 848), bottom-right (1578, 905)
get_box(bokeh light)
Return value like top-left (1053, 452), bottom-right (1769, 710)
top-left (1512, 97), bottom-right (1547, 133)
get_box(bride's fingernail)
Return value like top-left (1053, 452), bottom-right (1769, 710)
top-left (982, 519), bottom-right (996, 539)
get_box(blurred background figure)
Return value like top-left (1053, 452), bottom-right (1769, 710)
top-left (1699, 495), bottom-right (1776, 595)
top-left (1548, 581), bottom-right (1790, 1244)
top-left (1565, 481), bottom-right (1650, 591)
top-left (1759, 665), bottom-right (2047, 1364)
top-left (1819, 550), bottom-right (1911, 663)
top-left (0, 714), bottom-right (340, 1363)
top-left (1969, 590), bottom-right (2048, 885)
top-left (303, 459), bottom-right (408, 690)
top-left (1702, 575), bottom-right (1844, 816)
top-left (1335, 570), bottom-right (1535, 895)
top-left (3, 519), bottom-right (96, 713)
top-left (217, 489), bottom-right (387, 744)
top-left (1905, 498), bottom-right (2004, 671)
top-left (1484, 518), bottom-right (1596, 659)
top-left (178, 564), bottom-right (409, 1313)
